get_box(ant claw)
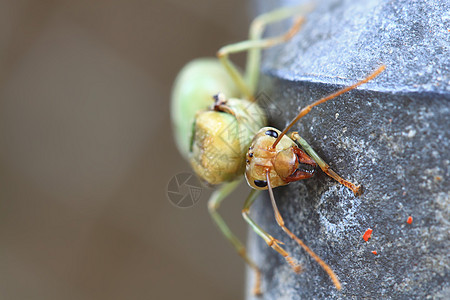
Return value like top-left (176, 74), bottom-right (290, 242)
top-left (354, 185), bottom-right (363, 196)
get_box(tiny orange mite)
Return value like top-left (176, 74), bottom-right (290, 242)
top-left (407, 216), bottom-right (413, 224)
top-left (372, 251), bottom-right (377, 255)
top-left (363, 228), bottom-right (373, 242)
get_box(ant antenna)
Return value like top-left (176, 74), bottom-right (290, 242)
top-left (272, 65), bottom-right (386, 149)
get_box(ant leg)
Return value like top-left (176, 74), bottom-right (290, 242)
top-left (266, 171), bottom-right (342, 290)
top-left (245, 3), bottom-right (315, 93)
top-left (217, 16), bottom-right (305, 100)
top-left (242, 189), bottom-right (302, 275)
top-left (207, 180), bottom-right (262, 296)
top-left (290, 132), bottom-right (362, 196)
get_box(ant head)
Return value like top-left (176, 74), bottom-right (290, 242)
top-left (245, 127), bottom-right (293, 190)
top-left (245, 127), bottom-right (317, 190)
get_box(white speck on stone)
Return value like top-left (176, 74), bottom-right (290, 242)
top-left (407, 129), bottom-right (416, 138)
top-left (318, 187), bottom-right (364, 239)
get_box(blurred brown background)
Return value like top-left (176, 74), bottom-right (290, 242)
top-left (0, 1), bottom-right (255, 299)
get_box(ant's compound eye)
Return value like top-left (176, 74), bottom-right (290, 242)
top-left (265, 129), bottom-right (278, 139)
top-left (254, 180), bottom-right (268, 188)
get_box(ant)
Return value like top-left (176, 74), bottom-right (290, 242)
top-left (171, 4), bottom-right (385, 295)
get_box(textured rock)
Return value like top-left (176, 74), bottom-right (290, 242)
top-left (246, 0), bottom-right (449, 299)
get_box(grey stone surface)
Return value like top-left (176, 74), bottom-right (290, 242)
top-left (246, 0), bottom-right (449, 299)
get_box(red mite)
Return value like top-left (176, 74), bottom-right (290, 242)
top-left (407, 216), bottom-right (413, 224)
top-left (363, 228), bottom-right (373, 242)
